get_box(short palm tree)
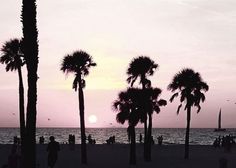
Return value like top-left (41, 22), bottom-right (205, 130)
top-left (0, 38), bottom-right (26, 154)
top-left (127, 56), bottom-right (158, 159)
top-left (144, 88), bottom-right (167, 161)
top-left (113, 88), bottom-right (144, 165)
top-left (168, 68), bottom-right (209, 159)
top-left (61, 50), bottom-right (96, 164)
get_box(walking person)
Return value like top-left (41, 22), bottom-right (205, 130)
top-left (47, 136), bottom-right (60, 168)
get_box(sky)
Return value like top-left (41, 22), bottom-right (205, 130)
top-left (0, 0), bottom-right (236, 128)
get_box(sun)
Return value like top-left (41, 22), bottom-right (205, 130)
top-left (88, 115), bottom-right (97, 124)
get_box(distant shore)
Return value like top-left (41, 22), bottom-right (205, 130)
top-left (0, 144), bottom-right (236, 168)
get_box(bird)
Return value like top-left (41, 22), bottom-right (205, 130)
top-left (48, 118), bottom-right (51, 121)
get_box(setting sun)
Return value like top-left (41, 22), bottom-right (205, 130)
top-left (88, 115), bottom-right (97, 124)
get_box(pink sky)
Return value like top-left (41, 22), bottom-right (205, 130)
top-left (0, 0), bottom-right (236, 128)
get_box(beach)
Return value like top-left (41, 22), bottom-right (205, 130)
top-left (0, 144), bottom-right (235, 168)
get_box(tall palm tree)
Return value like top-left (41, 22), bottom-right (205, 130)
top-left (168, 68), bottom-right (209, 159)
top-left (127, 56), bottom-right (158, 159)
top-left (21, 0), bottom-right (39, 167)
top-left (144, 88), bottom-right (167, 161)
top-left (61, 50), bottom-right (96, 164)
top-left (0, 38), bottom-right (26, 155)
top-left (113, 88), bottom-right (144, 165)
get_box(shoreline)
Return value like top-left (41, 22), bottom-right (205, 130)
top-left (0, 144), bottom-right (236, 168)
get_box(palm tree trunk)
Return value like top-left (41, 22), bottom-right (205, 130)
top-left (25, 74), bottom-right (38, 168)
top-left (141, 79), bottom-right (148, 160)
top-left (78, 74), bottom-right (87, 164)
top-left (129, 126), bottom-right (136, 165)
top-left (184, 106), bottom-right (191, 159)
top-left (17, 67), bottom-right (25, 163)
top-left (144, 120), bottom-right (147, 141)
top-left (146, 113), bottom-right (152, 161)
top-left (21, 0), bottom-right (39, 167)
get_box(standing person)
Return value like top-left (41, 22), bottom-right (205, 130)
top-left (47, 136), bottom-right (60, 168)
top-left (139, 134), bottom-right (142, 143)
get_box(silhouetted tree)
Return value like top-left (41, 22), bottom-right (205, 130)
top-left (168, 68), bottom-right (209, 159)
top-left (127, 56), bottom-right (158, 160)
top-left (0, 38), bottom-right (26, 156)
top-left (61, 50), bottom-right (96, 164)
top-left (113, 88), bottom-right (144, 165)
top-left (145, 88), bottom-right (167, 161)
top-left (21, 0), bottom-right (39, 167)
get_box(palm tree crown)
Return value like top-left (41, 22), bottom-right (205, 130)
top-left (127, 56), bottom-right (158, 87)
top-left (143, 88), bottom-right (167, 116)
top-left (113, 87), bottom-right (166, 125)
top-left (168, 68), bottom-right (209, 114)
top-left (113, 88), bottom-right (143, 126)
top-left (0, 38), bottom-right (24, 71)
top-left (60, 50), bottom-right (96, 90)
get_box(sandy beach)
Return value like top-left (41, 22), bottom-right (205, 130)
top-left (0, 144), bottom-right (235, 168)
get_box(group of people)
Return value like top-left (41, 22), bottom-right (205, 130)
top-left (106, 136), bottom-right (116, 144)
top-left (39, 136), bottom-right (45, 144)
top-left (6, 136), bottom-right (60, 168)
top-left (138, 134), bottom-right (163, 145)
top-left (87, 134), bottom-right (96, 144)
top-left (213, 134), bottom-right (235, 152)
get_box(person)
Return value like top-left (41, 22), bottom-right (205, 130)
top-left (151, 136), bottom-right (155, 145)
top-left (157, 136), bottom-right (163, 145)
top-left (88, 134), bottom-right (92, 144)
top-left (139, 134), bottom-right (142, 143)
top-left (106, 136), bottom-right (115, 144)
top-left (39, 136), bottom-right (45, 144)
top-left (47, 136), bottom-right (60, 168)
top-left (68, 134), bottom-right (75, 150)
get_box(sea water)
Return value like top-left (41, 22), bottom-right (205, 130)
top-left (0, 128), bottom-right (235, 145)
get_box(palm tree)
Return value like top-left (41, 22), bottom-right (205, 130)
top-left (0, 38), bottom-right (26, 155)
top-left (144, 88), bottom-right (167, 161)
top-left (127, 56), bottom-right (158, 159)
top-left (21, 0), bottom-right (39, 167)
top-left (168, 68), bottom-right (209, 159)
top-left (113, 88), bottom-right (144, 165)
top-left (61, 50), bottom-right (96, 164)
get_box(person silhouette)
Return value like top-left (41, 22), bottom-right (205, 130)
top-left (47, 136), bottom-right (60, 168)
top-left (139, 134), bottom-right (142, 143)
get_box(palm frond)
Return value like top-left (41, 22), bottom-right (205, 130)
top-left (170, 92), bottom-right (178, 102)
top-left (0, 38), bottom-right (24, 72)
top-left (72, 76), bottom-right (78, 91)
top-left (196, 104), bottom-right (201, 113)
top-left (130, 76), bottom-right (137, 87)
top-left (60, 50), bottom-right (96, 91)
top-left (177, 104), bottom-right (182, 115)
top-left (127, 56), bottom-right (158, 87)
top-left (158, 99), bottom-right (167, 106)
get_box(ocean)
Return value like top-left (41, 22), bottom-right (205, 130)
top-left (1, 128), bottom-right (235, 145)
